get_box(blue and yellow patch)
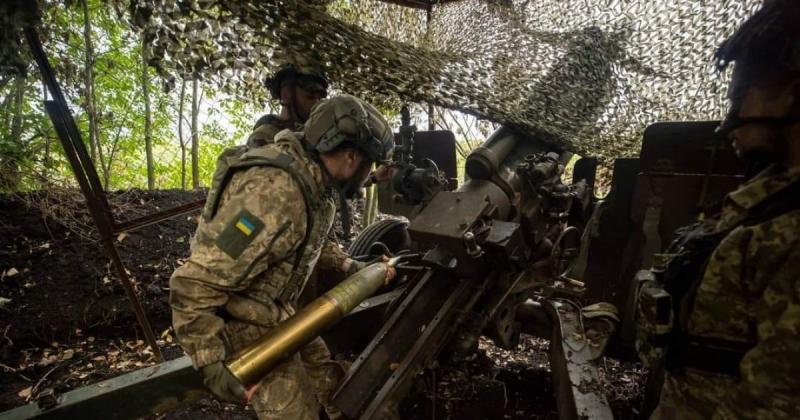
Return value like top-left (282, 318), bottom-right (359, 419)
top-left (235, 217), bottom-right (256, 236)
top-left (215, 210), bottom-right (265, 259)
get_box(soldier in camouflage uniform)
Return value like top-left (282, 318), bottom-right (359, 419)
top-left (250, 61), bottom-right (391, 240)
top-left (169, 94), bottom-right (395, 419)
top-left (642, 1), bottom-right (800, 418)
top-left (249, 62), bottom-right (329, 148)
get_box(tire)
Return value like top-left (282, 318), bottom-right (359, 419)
top-left (348, 219), bottom-right (411, 258)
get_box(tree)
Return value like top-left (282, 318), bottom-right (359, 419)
top-left (41, 75), bottom-right (52, 178)
top-left (0, 75), bottom-right (25, 189)
top-left (191, 78), bottom-right (200, 189)
top-left (177, 79), bottom-right (187, 190)
top-left (0, 1), bottom-right (283, 192)
top-left (80, 0), bottom-right (100, 170)
top-left (142, 36), bottom-right (154, 190)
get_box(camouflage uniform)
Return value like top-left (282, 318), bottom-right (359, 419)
top-left (248, 115), bottom-right (299, 148)
top-left (170, 129), bottom-right (348, 419)
top-left (651, 164), bottom-right (800, 419)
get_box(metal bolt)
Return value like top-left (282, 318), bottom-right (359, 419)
top-left (463, 232), bottom-right (482, 258)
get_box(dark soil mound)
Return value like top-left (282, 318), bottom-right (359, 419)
top-left (0, 189), bottom-right (203, 410)
top-left (0, 190), bottom-right (203, 348)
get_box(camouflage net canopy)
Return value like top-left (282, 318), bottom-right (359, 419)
top-left (8, 0), bottom-right (762, 160)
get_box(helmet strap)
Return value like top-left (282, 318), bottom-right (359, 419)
top-left (316, 158), bottom-right (368, 243)
top-left (335, 158), bottom-right (372, 241)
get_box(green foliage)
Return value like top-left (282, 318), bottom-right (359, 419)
top-left (0, 0), bottom-right (272, 193)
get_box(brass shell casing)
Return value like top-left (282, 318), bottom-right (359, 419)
top-left (226, 262), bottom-right (390, 386)
top-left (226, 297), bottom-right (340, 386)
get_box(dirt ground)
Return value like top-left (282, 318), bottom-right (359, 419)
top-left (0, 189), bottom-right (646, 418)
top-left (0, 190), bottom-right (203, 412)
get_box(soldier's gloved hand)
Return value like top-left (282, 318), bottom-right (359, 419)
top-left (201, 361), bottom-right (246, 403)
top-left (345, 258), bottom-right (370, 277)
top-left (364, 163), bottom-right (397, 187)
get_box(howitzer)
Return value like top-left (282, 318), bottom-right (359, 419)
top-left (333, 125), bottom-right (612, 419)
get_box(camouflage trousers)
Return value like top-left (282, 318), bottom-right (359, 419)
top-left (222, 321), bottom-right (348, 420)
top-left (650, 370), bottom-right (737, 420)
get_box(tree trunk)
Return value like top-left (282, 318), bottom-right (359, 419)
top-left (104, 123), bottom-right (124, 189)
top-left (142, 37), bottom-right (155, 190)
top-left (102, 145), bottom-right (111, 188)
top-left (191, 79), bottom-right (200, 189)
top-left (1, 91), bottom-right (12, 141)
top-left (11, 76), bottom-right (24, 142)
top-left (42, 74), bottom-right (51, 178)
top-left (80, 0), bottom-right (100, 167)
top-left (178, 79), bottom-right (187, 190)
top-left (1, 75), bottom-right (25, 190)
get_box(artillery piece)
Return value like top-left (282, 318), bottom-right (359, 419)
top-left (333, 119), bottom-right (608, 419)
top-left (0, 118), bottom-right (746, 419)
top-left (333, 115), bottom-right (746, 419)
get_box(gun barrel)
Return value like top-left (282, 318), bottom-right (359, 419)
top-left (226, 262), bottom-right (392, 386)
top-left (465, 128), bottom-right (519, 180)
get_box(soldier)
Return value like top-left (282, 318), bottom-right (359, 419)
top-left (251, 61), bottom-right (389, 240)
top-left (640, 1), bottom-right (800, 418)
top-left (249, 62), bottom-right (329, 148)
top-left (169, 94), bottom-right (396, 419)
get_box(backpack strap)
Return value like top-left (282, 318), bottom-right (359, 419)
top-left (202, 145), bottom-right (249, 221)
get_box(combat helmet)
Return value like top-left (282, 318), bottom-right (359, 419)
top-left (715, 0), bottom-right (800, 135)
top-left (267, 62), bottom-right (329, 100)
top-left (304, 94), bottom-right (395, 164)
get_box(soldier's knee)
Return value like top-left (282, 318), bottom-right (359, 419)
top-left (252, 377), bottom-right (319, 419)
top-left (252, 358), bottom-right (319, 419)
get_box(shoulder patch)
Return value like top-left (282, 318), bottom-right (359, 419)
top-left (215, 209), bottom-right (266, 259)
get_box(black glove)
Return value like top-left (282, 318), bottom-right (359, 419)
top-left (201, 361), bottom-right (246, 403)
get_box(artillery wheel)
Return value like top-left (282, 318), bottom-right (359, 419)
top-left (348, 219), bottom-right (411, 258)
top-left (349, 219), bottom-right (413, 321)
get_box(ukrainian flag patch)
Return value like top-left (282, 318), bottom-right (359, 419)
top-left (215, 209), bottom-right (265, 259)
top-left (235, 217), bottom-right (256, 236)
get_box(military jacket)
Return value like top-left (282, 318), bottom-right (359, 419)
top-left (247, 114), bottom-right (299, 148)
top-left (656, 164), bottom-right (800, 419)
top-left (169, 130), bottom-right (348, 368)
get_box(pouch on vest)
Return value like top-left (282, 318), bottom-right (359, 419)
top-left (635, 269), bottom-right (673, 368)
top-left (633, 219), bottom-right (731, 372)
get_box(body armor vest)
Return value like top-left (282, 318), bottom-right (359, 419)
top-left (636, 179), bottom-right (800, 375)
top-left (203, 128), bottom-right (336, 306)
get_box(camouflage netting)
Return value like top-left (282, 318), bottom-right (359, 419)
top-left (4, 0), bottom-right (762, 160)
